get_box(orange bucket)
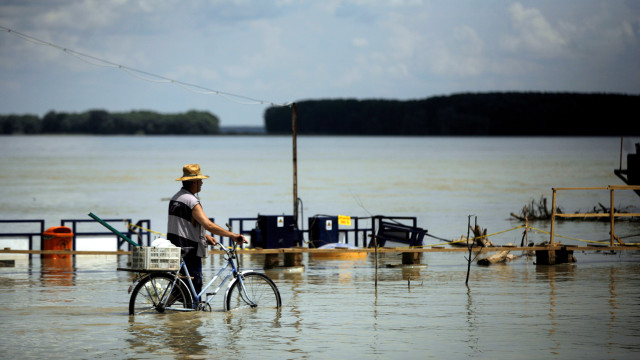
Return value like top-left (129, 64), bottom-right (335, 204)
top-left (42, 226), bottom-right (73, 259)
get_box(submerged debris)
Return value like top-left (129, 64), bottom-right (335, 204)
top-left (470, 224), bottom-right (494, 247)
top-left (477, 247), bottom-right (518, 266)
top-left (511, 197), bottom-right (638, 222)
top-left (510, 196), bottom-right (559, 221)
top-left (449, 225), bottom-right (495, 247)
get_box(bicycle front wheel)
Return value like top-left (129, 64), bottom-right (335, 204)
top-left (225, 272), bottom-right (282, 311)
top-left (129, 273), bottom-right (191, 315)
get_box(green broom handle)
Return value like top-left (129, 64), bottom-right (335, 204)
top-left (88, 212), bottom-right (139, 247)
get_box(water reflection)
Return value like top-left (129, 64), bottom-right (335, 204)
top-left (465, 286), bottom-right (480, 354)
top-left (127, 313), bottom-right (208, 357)
top-left (534, 263), bottom-right (577, 282)
top-left (534, 263), bottom-right (584, 356)
top-left (371, 275), bottom-right (380, 357)
top-left (607, 267), bottom-right (618, 355)
top-left (40, 256), bottom-right (75, 286)
top-left (401, 267), bottom-right (423, 284)
top-left (278, 270), bottom-right (303, 355)
top-left (2, 250), bottom-right (637, 359)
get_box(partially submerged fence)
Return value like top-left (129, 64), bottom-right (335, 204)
top-left (0, 220), bottom-right (45, 253)
top-left (550, 185), bottom-right (640, 246)
top-left (2, 215), bottom-right (420, 252)
top-left (0, 218), bottom-right (151, 256)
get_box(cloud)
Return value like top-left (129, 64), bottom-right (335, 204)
top-left (1, 0), bottom-right (639, 125)
top-left (502, 2), bottom-right (567, 58)
top-left (33, 0), bottom-right (122, 30)
top-left (429, 25), bottom-right (485, 77)
top-left (352, 37), bottom-right (368, 48)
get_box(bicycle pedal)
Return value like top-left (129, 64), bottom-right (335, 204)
top-left (177, 275), bottom-right (194, 280)
top-left (206, 293), bottom-right (214, 297)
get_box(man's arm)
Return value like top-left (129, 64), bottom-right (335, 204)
top-left (192, 204), bottom-right (247, 243)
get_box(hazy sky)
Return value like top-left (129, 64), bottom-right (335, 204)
top-left (1, 0), bottom-right (639, 126)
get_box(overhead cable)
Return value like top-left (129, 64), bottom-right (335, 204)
top-left (0, 25), bottom-right (292, 107)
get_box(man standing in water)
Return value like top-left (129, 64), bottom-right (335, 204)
top-left (167, 164), bottom-right (247, 294)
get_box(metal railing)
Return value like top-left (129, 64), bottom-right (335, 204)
top-left (0, 220), bottom-right (45, 257)
top-left (226, 217), bottom-right (257, 246)
top-left (339, 216), bottom-right (374, 247)
top-left (225, 215), bottom-right (415, 248)
top-left (550, 185), bottom-right (640, 246)
top-left (2, 215), bottom-right (420, 251)
top-left (61, 218), bottom-right (152, 250)
top-left (0, 218), bottom-right (151, 253)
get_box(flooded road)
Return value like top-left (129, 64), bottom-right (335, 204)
top-left (2, 251), bottom-right (640, 359)
top-left (2, 136), bottom-right (639, 358)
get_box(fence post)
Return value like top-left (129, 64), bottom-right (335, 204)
top-left (550, 188), bottom-right (557, 245)
top-left (610, 187), bottom-right (615, 246)
top-left (292, 103), bottom-right (298, 228)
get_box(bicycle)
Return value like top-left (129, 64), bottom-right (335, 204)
top-left (126, 242), bottom-right (282, 315)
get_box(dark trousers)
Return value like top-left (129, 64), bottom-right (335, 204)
top-left (168, 237), bottom-right (203, 296)
top-left (182, 249), bottom-right (203, 295)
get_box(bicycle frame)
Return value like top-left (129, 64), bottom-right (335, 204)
top-left (162, 243), bottom-right (256, 312)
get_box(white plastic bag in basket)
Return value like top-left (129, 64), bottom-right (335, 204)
top-left (151, 238), bottom-right (176, 248)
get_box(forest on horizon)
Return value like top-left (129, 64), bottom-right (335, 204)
top-left (265, 92), bottom-right (639, 136)
top-left (2, 92), bottom-right (638, 135)
top-left (0, 109), bottom-right (220, 135)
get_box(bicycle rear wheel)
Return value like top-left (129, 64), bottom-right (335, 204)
top-left (225, 272), bottom-right (281, 311)
top-left (129, 273), bottom-right (191, 315)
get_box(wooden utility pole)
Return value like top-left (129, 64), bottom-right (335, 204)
top-left (292, 103), bottom-right (298, 228)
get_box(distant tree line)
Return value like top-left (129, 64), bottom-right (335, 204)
top-left (265, 92), bottom-right (639, 135)
top-left (0, 110), bottom-right (220, 135)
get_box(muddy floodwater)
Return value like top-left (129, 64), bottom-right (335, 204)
top-left (1, 136), bottom-right (640, 358)
top-left (1, 251), bottom-right (640, 359)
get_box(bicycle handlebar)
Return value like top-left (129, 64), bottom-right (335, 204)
top-left (214, 242), bottom-right (238, 255)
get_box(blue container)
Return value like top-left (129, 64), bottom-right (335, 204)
top-left (251, 215), bottom-right (299, 249)
top-left (308, 216), bottom-right (339, 248)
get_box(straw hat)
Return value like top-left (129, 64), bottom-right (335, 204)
top-left (176, 164), bottom-right (210, 181)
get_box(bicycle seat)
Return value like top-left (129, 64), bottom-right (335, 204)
top-left (180, 247), bottom-right (194, 256)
